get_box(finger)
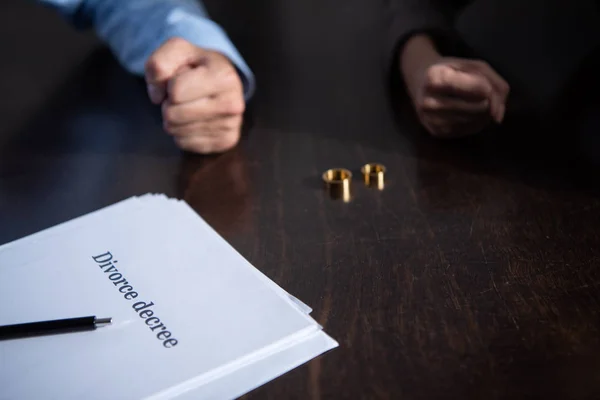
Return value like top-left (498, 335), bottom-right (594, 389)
top-left (421, 95), bottom-right (490, 114)
top-left (162, 97), bottom-right (211, 126)
top-left (147, 83), bottom-right (166, 104)
top-left (488, 92), bottom-right (502, 123)
top-left (174, 130), bottom-right (240, 154)
top-left (462, 60), bottom-right (510, 96)
top-left (144, 38), bottom-right (207, 104)
top-left (148, 64), bottom-right (192, 104)
top-left (482, 82), bottom-right (505, 123)
top-left (145, 38), bottom-right (207, 83)
top-left (167, 62), bottom-right (240, 104)
top-left (164, 116), bottom-right (242, 138)
top-left (162, 94), bottom-right (245, 126)
top-left (461, 60), bottom-right (510, 122)
top-left (497, 103), bottom-right (506, 122)
top-left (426, 65), bottom-right (492, 101)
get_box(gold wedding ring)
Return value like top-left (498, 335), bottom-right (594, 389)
top-left (361, 163), bottom-right (386, 190)
top-left (322, 168), bottom-right (352, 202)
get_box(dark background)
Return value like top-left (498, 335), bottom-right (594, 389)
top-left (2, 1), bottom-right (600, 399)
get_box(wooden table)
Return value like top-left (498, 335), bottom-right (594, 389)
top-left (2, 1), bottom-right (600, 399)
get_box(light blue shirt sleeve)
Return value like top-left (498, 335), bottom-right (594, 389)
top-left (38, 0), bottom-right (255, 99)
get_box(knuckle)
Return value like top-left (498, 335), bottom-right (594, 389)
top-left (188, 143), bottom-right (208, 154)
top-left (163, 121), bottom-right (186, 137)
top-left (176, 139), bottom-right (196, 153)
top-left (225, 116), bottom-right (243, 131)
top-left (425, 66), bottom-right (441, 87)
top-left (164, 123), bottom-right (179, 136)
top-left (215, 131), bottom-right (241, 151)
top-left (482, 80), bottom-right (494, 96)
top-left (474, 59), bottom-right (490, 70)
top-left (420, 96), bottom-right (440, 111)
top-left (220, 97), bottom-right (246, 115)
top-left (176, 138), bottom-right (208, 154)
top-left (222, 68), bottom-right (242, 87)
top-left (176, 132), bottom-right (239, 154)
top-left (162, 104), bottom-right (179, 125)
top-left (168, 78), bottom-right (187, 103)
top-left (425, 65), bottom-right (448, 89)
top-left (145, 57), bottom-right (168, 79)
top-left (146, 39), bottom-right (195, 80)
top-left (192, 145), bottom-right (211, 154)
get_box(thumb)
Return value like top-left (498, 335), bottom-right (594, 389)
top-left (144, 38), bottom-right (206, 104)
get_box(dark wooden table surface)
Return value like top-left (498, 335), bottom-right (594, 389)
top-left (3, 1), bottom-right (600, 399)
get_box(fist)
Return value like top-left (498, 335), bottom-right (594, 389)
top-left (145, 38), bottom-right (245, 154)
top-left (411, 58), bottom-right (510, 138)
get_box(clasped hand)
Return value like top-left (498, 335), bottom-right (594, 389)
top-left (410, 58), bottom-right (510, 138)
top-left (145, 38), bottom-right (246, 154)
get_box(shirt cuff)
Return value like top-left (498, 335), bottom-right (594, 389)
top-left (119, 9), bottom-right (256, 101)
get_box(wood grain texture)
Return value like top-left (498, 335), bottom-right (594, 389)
top-left (2, 1), bottom-right (600, 399)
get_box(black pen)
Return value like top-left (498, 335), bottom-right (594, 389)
top-left (0, 316), bottom-right (112, 340)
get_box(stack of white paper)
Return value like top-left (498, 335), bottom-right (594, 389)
top-left (0, 194), bottom-right (337, 400)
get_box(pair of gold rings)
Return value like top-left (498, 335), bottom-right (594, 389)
top-left (322, 163), bottom-right (386, 202)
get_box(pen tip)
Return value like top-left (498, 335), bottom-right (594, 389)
top-left (95, 317), bottom-right (112, 326)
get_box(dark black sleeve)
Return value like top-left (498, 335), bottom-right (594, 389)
top-left (389, 1), bottom-right (459, 52)
top-left (385, 0), bottom-right (469, 109)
